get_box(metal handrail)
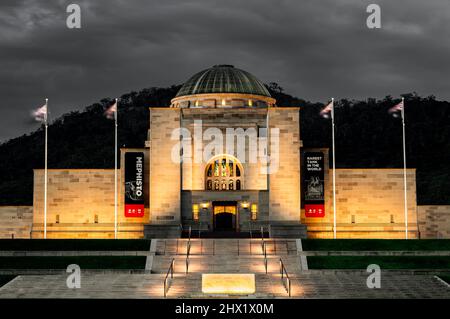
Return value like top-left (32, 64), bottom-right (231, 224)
top-left (279, 258), bottom-right (291, 297)
top-left (163, 258), bottom-right (175, 298)
top-left (186, 228), bottom-right (192, 274)
top-left (260, 226), bottom-right (265, 250)
top-left (262, 241), bottom-right (268, 274)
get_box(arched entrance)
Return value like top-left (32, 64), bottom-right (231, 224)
top-left (213, 202), bottom-right (237, 231)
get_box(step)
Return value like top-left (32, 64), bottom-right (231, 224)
top-left (151, 255), bottom-right (301, 274)
top-left (155, 239), bottom-right (297, 256)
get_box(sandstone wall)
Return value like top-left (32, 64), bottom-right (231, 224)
top-left (268, 107), bottom-right (301, 221)
top-left (303, 166), bottom-right (419, 238)
top-left (418, 206), bottom-right (450, 238)
top-left (0, 206), bottom-right (33, 239)
top-left (179, 107), bottom-right (269, 191)
top-left (32, 150), bottom-right (149, 239)
top-left (149, 108), bottom-right (181, 224)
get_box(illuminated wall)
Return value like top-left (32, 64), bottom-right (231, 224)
top-left (179, 107), bottom-right (269, 191)
top-left (0, 206), bottom-right (33, 239)
top-left (302, 159), bottom-right (419, 238)
top-left (268, 107), bottom-right (301, 221)
top-left (148, 108), bottom-right (181, 224)
top-left (418, 206), bottom-right (450, 238)
top-left (32, 148), bottom-right (149, 238)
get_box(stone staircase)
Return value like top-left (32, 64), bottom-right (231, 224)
top-left (152, 238), bottom-right (300, 298)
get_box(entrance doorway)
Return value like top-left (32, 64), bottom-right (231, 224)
top-left (213, 201), bottom-right (237, 231)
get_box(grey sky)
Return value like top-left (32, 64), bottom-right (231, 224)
top-left (0, 0), bottom-right (449, 142)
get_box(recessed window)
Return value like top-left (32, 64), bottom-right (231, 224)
top-left (192, 204), bottom-right (199, 221)
top-left (251, 204), bottom-right (258, 220)
top-left (205, 155), bottom-right (243, 191)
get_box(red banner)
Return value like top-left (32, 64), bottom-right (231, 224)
top-left (305, 204), bottom-right (325, 218)
top-left (124, 204), bottom-right (144, 217)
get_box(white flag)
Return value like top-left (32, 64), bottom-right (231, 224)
top-left (388, 100), bottom-right (404, 118)
top-left (320, 100), bottom-right (333, 119)
top-left (33, 104), bottom-right (47, 123)
top-left (104, 101), bottom-right (117, 120)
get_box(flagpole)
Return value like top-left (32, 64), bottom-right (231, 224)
top-left (401, 97), bottom-right (408, 239)
top-left (331, 98), bottom-right (337, 239)
top-left (114, 98), bottom-right (118, 239)
top-left (44, 98), bottom-right (48, 239)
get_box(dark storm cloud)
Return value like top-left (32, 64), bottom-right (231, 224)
top-left (0, 0), bottom-right (449, 142)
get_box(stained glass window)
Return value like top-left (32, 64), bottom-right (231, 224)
top-left (205, 156), bottom-right (243, 191)
top-left (214, 160), bottom-right (219, 176)
top-left (221, 159), bottom-right (227, 176)
top-left (207, 165), bottom-right (212, 177)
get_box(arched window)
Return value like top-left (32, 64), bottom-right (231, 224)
top-left (205, 155), bottom-right (243, 191)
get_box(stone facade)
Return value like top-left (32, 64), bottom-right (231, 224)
top-left (5, 65), bottom-right (445, 239)
top-left (0, 206), bottom-right (33, 239)
top-left (148, 108), bottom-right (181, 225)
top-left (417, 206), bottom-right (450, 238)
top-left (268, 107), bottom-right (301, 222)
top-left (303, 162), bottom-right (419, 238)
top-left (32, 148), bottom-right (149, 238)
top-left (149, 106), bottom-right (302, 233)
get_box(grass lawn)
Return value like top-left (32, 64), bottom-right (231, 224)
top-left (307, 256), bottom-right (450, 269)
top-left (0, 256), bottom-right (146, 269)
top-left (302, 239), bottom-right (450, 251)
top-left (0, 239), bottom-right (151, 251)
top-left (0, 275), bottom-right (16, 287)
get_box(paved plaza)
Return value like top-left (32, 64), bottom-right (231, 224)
top-left (0, 272), bottom-right (448, 299)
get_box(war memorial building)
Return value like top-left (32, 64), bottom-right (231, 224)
top-left (2, 65), bottom-right (449, 239)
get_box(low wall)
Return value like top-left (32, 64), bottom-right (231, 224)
top-left (0, 206), bottom-right (33, 239)
top-left (303, 167), bottom-right (419, 239)
top-left (418, 206), bottom-right (450, 238)
top-left (32, 167), bottom-right (148, 239)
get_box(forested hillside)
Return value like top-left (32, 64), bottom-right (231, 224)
top-left (0, 84), bottom-right (448, 205)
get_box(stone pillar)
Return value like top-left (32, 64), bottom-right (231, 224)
top-left (268, 107), bottom-right (301, 222)
top-left (149, 108), bottom-right (181, 224)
